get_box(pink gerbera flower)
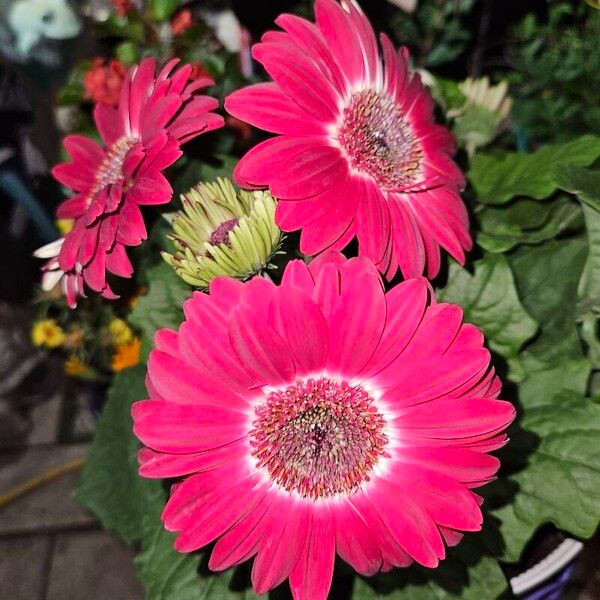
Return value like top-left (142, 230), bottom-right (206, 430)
top-left (51, 58), bottom-right (224, 306)
top-left (133, 253), bottom-right (514, 600)
top-left (225, 0), bottom-right (471, 280)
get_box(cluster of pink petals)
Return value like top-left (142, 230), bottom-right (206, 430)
top-left (49, 58), bottom-right (223, 306)
top-left (226, 0), bottom-right (471, 280)
top-left (133, 254), bottom-right (514, 600)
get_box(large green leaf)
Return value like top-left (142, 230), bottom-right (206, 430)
top-left (510, 238), bottom-right (589, 364)
top-left (476, 197), bottom-right (581, 254)
top-left (437, 254), bottom-right (537, 378)
top-left (551, 165), bottom-right (600, 213)
top-left (578, 204), bottom-right (600, 316)
top-left (74, 366), bottom-right (163, 542)
top-left (493, 391), bottom-right (600, 561)
top-left (129, 262), bottom-right (191, 361)
top-left (468, 135), bottom-right (600, 204)
top-left (489, 238), bottom-right (600, 562)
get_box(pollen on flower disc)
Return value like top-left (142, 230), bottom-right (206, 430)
top-left (250, 377), bottom-right (388, 499)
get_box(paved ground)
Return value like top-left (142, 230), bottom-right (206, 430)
top-left (0, 384), bottom-right (144, 600)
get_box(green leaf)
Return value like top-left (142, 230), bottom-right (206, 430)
top-left (115, 41), bottom-right (138, 65)
top-left (129, 262), bottom-right (191, 362)
top-left (490, 238), bottom-right (599, 562)
top-left (477, 197), bottom-right (581, 253)
top-left (136, 519), bottom-right (262, 600)
top-left (510, 238), bottom-right (589, 364)
top-left (353, 540), bottom-right (507, 599)
top-left (74, 366), bottom-right (163, 542)
top-left (578, 204), bottom-right (600, 315)
top-left (437, 254), bottom-right (537, 377)
top-left (551, 165), bottom-right (600, 213)
top-left (468, 135), bottom-right (600, 204)
top-left (150, 0), bottom-right (180, 21)
top-left (493, 391), bottom-right (600, 561)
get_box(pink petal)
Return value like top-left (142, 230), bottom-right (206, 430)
top-left (228, 305), bottom-right (296, 386)
top-left (116, 199), bottom-right (147, 246)
top-left (147, 349), bottom-right (248, 409)
top-left (272, 286), bottom-right (328, 375)
top-left (315, 0), bottom-right (365, 86)
top-left (209, 497), bottom-right (272, 571)
top-left (132, 400), bottom-right (245, 453)
top-left (128, 171), bottom-right (173, 206)
top-left (333, 501), bottom-right (382, 575)
top-left (397, 397), bottom-right (516, 439)
top-left (349, 491), bottom-right (413, 568)
top-left (138, 441), bottom-right (247, 478)
top-left (389, 199), bottom-right (426, 278)
top-left (225, 82), bottom-right (325, 135)
top-left (252, 499), bottom-right (309, 594)
top-left (83, 250), bottom-right (107, 292)
top-left (355, 179), bottom-right (391, 264)
top-left (398, 446), bottom-right (500, 484)
top-left (275, 14), bottom-right (347, 93)
top-left (326, 258), bottom-right (385, 376)
top-left (63, 135), bottom-right (104, 167)
top-left (172, 482), bottom-right (265, 553)
top-left (289, 508), bottom-right (335, 600)
top-left (252, 40), bottom-right (339, 121)
top-left (366, 479), bottom-right (445, 567)
top-left (56, 195), bottom-right (87, 219)
top-left (94, 103), bottom-right (123, 146)
top-left (362, 277), bottom-right (429, 378)
top-left (105, 243), bottom-right (133, 278)
top-left (389, 462), bottom-right (482, 531)
top-left (280, 259), bottom-right (315, 294)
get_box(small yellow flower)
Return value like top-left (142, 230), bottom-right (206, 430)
top-left (111, 338), bottom-right (141, 372)
top-left (31, 319), bottom-right (65, 348)
top-left (108, 318), bottom-right (133, 345)
top-left (64, 355), bottom-right (89, 377)
top-left (56, 219), bottom-right (74, 235)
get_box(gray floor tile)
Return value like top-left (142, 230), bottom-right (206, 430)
top-left (46, 531), bottom-right (143, 600)
top-left (0, 535), bottom-right (51, 599)
top-left (0, 443), bottom-right (94, 535)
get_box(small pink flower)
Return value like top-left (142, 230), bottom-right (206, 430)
top-left (50, 58), bottom-right (224, 305)
top-left (133, 254), bottom-right (514, 600)
top-left (225, 0), bottom-right (471, 280)
top-left (84, 58), bottom-right (127, 107)
top-left (171, 9), bottom-right (193, 36)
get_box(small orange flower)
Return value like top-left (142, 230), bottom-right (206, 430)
top-left (84, 58), bottom-right (127, 106)
top-left (111, 338), bottom-right (141, 372)
top-left (171, 9), bottom-right (193, 36)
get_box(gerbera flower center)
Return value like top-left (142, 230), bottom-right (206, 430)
top-left (208, 218), bottom-right (239, 248)
top-left (92, 136), bottom-right (138, 196)
top-left (250, 377), bottom-right (388, 499)
top-left (337, 89), bottom-right (422, 189)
